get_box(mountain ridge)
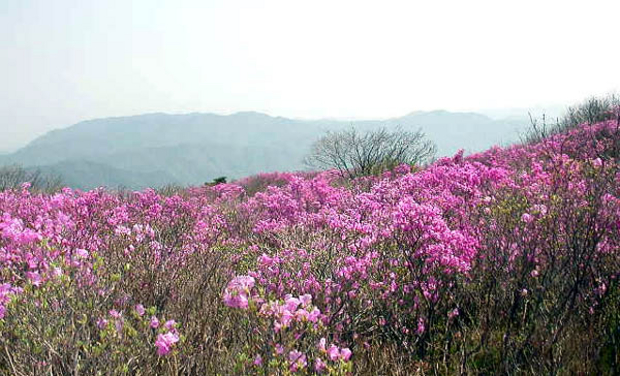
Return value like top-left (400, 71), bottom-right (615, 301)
top-left (1, 110), bottom-right (529, 190)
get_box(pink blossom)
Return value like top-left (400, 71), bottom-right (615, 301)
top-left (327, 345), bottom-right (340, 361)
top-left (164, 319), bottom-right (176, 330)
top-left (155, 332), bottom-right (180, 356)
top-left (150, 316), bottom-right (160, 329)
top-left (299, 293), bottom-right (312, 307)
top-left (314, 357), bottom-right (327, 372)
top-left (97, 318), bottom-right (108, 329)
top-left (521, 213), bottom-right (533, 223)
top-left (25, 272), bottom-right (42, 287)
top-left (253, 354), bottom-right (262, 366)
top-left (115, 319), bottom-right (123, 333)
top-left (307, 307), bottom-right (321, 323)
top-left (288, 350), bottom-right (307, 372)
top-left (275, 343), bottom-right (284, 355)
top-left (223, 275), bottom-right (255, 309)
top-left (284, 295), bottom-right (301, 311)
top-left (416, 318), bottom-right (426, 335)
top-left (135, 304), bottom-right (145, 316)
top-left (340, 348), bottom-right (352, 361)
top-left (448, 308), bottom-right (459, 319)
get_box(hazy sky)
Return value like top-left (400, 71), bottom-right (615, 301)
top-left (1, 0), bottom-right (619, 152)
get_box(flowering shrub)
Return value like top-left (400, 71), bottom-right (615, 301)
top-left (0, 120), bottom-right (618, 374)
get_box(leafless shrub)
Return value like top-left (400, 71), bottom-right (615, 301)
top-left (524, 94), bottom-right (620, 144)
top-left (156, 184), bottom-right (187, 197)
top-left (0, 164), bottom-right (63, 193)
top-left (561, 94), bottom-right (620, 129)
top-left (306, 126), bottom-right (436, 178)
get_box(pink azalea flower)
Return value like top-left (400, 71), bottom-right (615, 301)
top-left (253, 354), bottom-right (262, 366)
top-left (284, 295), bottom-right (301, 311)
top-left (97, 318), bottom-right (108, 329)
top-left (115, 319), bottom-right (123, 333)
top-left (275, 343), bottom-right (284, 355)
top-left (307, 307), bottom-right (321, 323)
top-left (326, 345), bottom-right (340, 361)
top-left (155, 332), bottom-right (180, 356)
top-left (223, 275), bottom-right (255, 309)
top-left (150, 316), bottom-right (160, 329)
top-left (416, 318), bottom-right (425, 335)
top-left (314, 357), bottom-right (326, 372)
top-left (164, 319), bottom-right (176, 330)
top-left (25, 272), bottom-right (42, 287)
top-left (135, 304), bottom-right (145, 316)
top-left (340, 348), bottom-right (352, 361)
top-left (299, 293), bottom-right (312, 307)
top-left (448, 308), bottom-right (459, 319)
top-left (280, 309), bottom-right (294, 327)
top-left (288, 350), bottom-right (307, 372)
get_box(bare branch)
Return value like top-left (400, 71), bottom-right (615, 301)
top-left (306, 126), bottom-right (436, 178)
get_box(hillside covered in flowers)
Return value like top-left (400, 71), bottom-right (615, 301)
top-left (0, 119), bottom-right (619, 375)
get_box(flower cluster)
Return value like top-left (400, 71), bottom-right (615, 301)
top-left (0, 119), bottom-right (618, 374)
top-left (223, 275), bottom-right (256, 309)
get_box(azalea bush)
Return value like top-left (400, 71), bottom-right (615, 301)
top-left (0, 119), bottom-right (618, 374)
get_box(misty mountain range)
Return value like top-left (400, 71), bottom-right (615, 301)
top-left (0, 110), bottom-right (529, 190)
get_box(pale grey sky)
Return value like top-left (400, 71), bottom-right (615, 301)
top-left (1, 0), bottom-right (619, 152)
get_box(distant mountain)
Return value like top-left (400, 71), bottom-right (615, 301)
top-left (1, 110), bottom-right (528, 190)
top-left (30, 160), bottom-right (176, 191)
